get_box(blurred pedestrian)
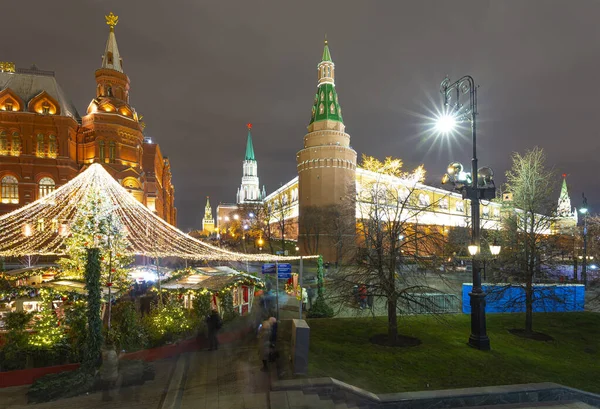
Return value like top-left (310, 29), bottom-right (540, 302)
top-left (301, 287), bottom-right (308, 311)
top-left (206, 309), bottom-right (222, 351)
top-left (359, 284), bottom-right (367, 309)
top-left (258, 320), bottom-right (272, 371)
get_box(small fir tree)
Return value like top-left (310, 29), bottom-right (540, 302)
top-left (29, 306), bottom-right (65, 348)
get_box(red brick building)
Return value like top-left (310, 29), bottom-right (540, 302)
top-left (0, 14), bottom-right (176, 225)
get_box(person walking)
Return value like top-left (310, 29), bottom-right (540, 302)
top-left (258, 320), bottom-right (272, 371)
top-left (301, 287), bottom-right (308, 312)
top-left (100, 343), bottom-right (119, 402)
top-left (206, 309), bottom-right (222, 351)
top-left (359, 284), bottom-right (367, 309)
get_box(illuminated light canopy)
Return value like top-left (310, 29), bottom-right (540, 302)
top-left (0, 164), bottom-right (312, 261)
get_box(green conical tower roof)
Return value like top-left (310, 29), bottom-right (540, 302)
top-left (245, 123), bottom-right (256, 161)
top-left (309, 39), bottom-right (343, 126)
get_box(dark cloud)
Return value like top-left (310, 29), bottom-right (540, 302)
top-left (4, 0), bottom-right (600, 229)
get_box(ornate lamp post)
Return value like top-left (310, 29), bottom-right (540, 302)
top-left (436, 75), bottom-right (496, 350)
top-left (580, 194), bottom-right (589, 286)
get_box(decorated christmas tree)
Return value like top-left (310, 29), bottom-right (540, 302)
top-left (29, 306), bottom-right (65, 348)
top-left (58, 187), bottom-right (133, 290)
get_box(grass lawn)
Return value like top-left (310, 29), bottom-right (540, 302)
top-left (279, 312), bottom-right (600, 394)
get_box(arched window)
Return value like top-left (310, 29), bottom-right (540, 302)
top-left (418, 193), bottom-right (430, 207)
top-left (106, 85), bottom-right (113, 97)
top-left (36, 134), bottom-right (45, 157)
top-left (439, 198), bottom-right (449, 210)
top-left (38, 177), bottom-right (55, 198)
top-left (456, 201), bottom-right (465, 213)
top-left (0, 131), bottom-right (7, 155)
top-left (99, 140), bottom-right (105, 162)
top-left (48, 135), bottom-right (57, 158)
top-left (109, 141), bottom-right (116, 163)
top-left (1, 175), bottom-right (18, 204)
top-left (11, 132), bottom-right (21, 156)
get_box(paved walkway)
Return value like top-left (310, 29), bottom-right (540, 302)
top-left (178, 341), bottom-right (270, 409)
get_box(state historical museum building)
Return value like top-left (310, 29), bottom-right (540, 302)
top-left (0, 13), bottom-right (176, 225)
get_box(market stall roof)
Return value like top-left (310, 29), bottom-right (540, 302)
top-left (39, 279), bottom-right (115, 297)
top-left (161, 267), bottom-right (262, 292)
top-left (0, 164), bottom-right (316, 262)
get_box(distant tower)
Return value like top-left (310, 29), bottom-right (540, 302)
top-left (556, 174), bottom-right (577, 230)
top-left (236, 123), bottom-right (263, 204)
top-left (297, 39), bottom-right (357, 260)
top-left (202, 196), bottom-right (215, 233)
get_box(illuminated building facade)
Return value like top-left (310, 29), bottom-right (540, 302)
top-left (0, 13), bottom-right (176, 225)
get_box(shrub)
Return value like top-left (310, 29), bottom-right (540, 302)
top-left (220, 291), bottom-right (238, 322)
top-left (143, 299), bottom-right (194, 346)
top-left (27, 369), bottom-right (95, 403)
top-left (111, 301), bottom-right (147, 351)
top-left (64, 300), bottom-right (88, 362)
top-left (0, 311), bottom-right (31, 371)
top-left (307, 296), bottom-right (334, 318)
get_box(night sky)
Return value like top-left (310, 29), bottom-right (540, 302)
top-left (4, 1), bottom-right (600, 230)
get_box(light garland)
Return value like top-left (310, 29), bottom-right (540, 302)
top-left (0, 164), bottom-right (318, 261)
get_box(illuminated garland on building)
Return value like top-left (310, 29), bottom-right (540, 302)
top-left (0, 164), bottom-right (316, 261)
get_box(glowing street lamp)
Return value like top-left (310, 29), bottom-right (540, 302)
top-left (435, 75), bottom-right (495, 351)
top-left (489, 240), bottom-right (501, 257)
top-left (435, 113), bottom-right (457, 134)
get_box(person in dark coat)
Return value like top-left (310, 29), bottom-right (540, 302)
top-left (206, 309), bottom-right (222, 351)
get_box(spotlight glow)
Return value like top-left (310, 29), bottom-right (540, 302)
top-left (435, 113), bottom-right (457, 134)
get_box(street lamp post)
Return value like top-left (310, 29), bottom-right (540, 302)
top-left (580, 194), bottom-right (589, 286)
top-left (438, 75), bottom-right (495, 351)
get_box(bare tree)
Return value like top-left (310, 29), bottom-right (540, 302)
top-left (493, 147), bottom-right (559, 335)
top-left (270, 192), bottom-right (292, 254)
top-left (330, 155), bottom-right (448, 344)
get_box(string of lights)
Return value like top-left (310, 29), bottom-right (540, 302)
top-left (0, 164), bottom-right (316, 261)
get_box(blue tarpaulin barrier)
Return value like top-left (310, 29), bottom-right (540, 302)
top-left (462, 284), bottom-right (585, 313)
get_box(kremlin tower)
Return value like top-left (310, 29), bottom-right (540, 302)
top-left (297, 39), bottom-right (357, 260)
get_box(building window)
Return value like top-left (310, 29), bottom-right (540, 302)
top-left (456, 201), bottom-right (465, 213)
top-left (439, 198), bottom-right (449, 210)
top-left (42, 103), bottom-right (50, 115)
top-left (109, 141), bottom-right (116, 163)
top-left (48, 135), bottom-right (57, 158)
top-left (482, 206), bottom-right (490, 217)
top-left (99, 140), bottom-right (105, 162)
top-left (106, 85), bottom-right (113, 97)
top-left (0, 132), bottom-right (7, 155)
top-left (11, 132), bottom-right (20, 156)
top-left (1, 175), bottom-right (18, 204)
top-left (418, 193), bottom-right (430, 207)
top-left (38, 177), bottom-right (55, 198)
top-left (4, 102), bottom-right (13, 111)
top-left (36, 134), bottom-right (45, 157)
top-left (330, 103), bottom-right (335, 114)
top-left (319, 103), bottom-right (324, 115)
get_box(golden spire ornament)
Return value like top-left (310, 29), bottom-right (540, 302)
top-left (105, 12), bottom-right (119, 30)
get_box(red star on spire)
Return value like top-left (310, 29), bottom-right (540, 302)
top-left (562, 173), bottom-right (567, 178)
top-left (247, 123), bottom-right (253, 130)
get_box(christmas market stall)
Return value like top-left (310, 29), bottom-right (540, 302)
top-left (161, 266), bottom-right (263, 316)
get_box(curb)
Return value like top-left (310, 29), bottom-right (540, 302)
top-left (158, 353), bottom-right (190, 409)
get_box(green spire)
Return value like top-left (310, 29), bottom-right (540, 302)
top-left (322, 38), bottom-right (332, 62)
top-left (309, 39), bottom-right (343, 126)
top-left (244, 123), bottom-right (256, 161)
top-left (559, 177), bottom-right (569, 200)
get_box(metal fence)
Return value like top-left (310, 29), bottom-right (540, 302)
top-left (399, 293), bottom-right (461, 314)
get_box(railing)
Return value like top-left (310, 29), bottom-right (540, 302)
top-left (399, 293), bottom-right (461, 314)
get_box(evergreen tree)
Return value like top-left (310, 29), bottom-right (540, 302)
top-left (29, 306), bottom-right (65, 348)
top-left (58, 188), bottom-right (133, 290)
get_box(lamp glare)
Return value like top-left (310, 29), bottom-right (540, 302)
top-left (435, 113), bottom-right (457, 134)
